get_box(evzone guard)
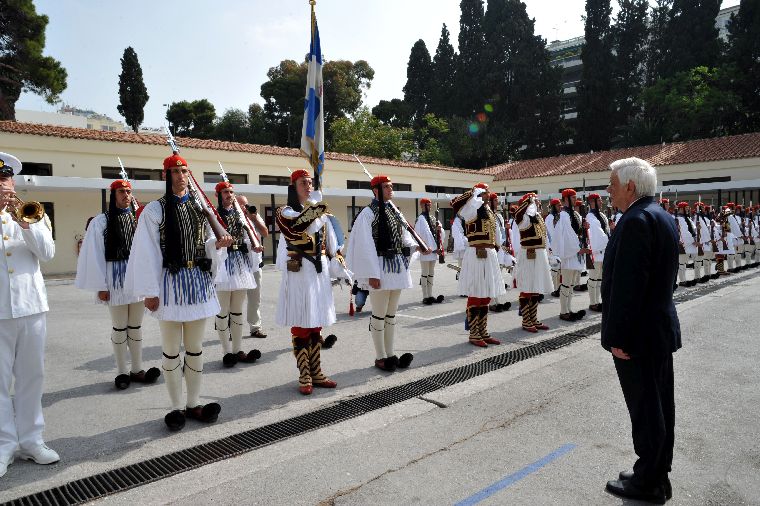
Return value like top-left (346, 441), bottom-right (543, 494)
top-left (553, 188), bottom-right (588, 322)
top-left (485, 193), bottom-right (512, 312)
top-left (585, 193), bottom-right (610, 312)
top-left (213, 180), bottom-right (261, 368)
top-left (512, 193), bottom-right (553, 332)
top-left (75, 179), bottom-right (160, 390)
top-left (544, 198), bottom-right (562, 297)
top-left (346, 174), bottom-right (420, 371)
top-left (275, 169), bottom-right (345, 394)
top-left (414, 197), bottom-right (445, 305)
top-left (450, 183), bottom-right (506, 347)
top-left (126, 153), bottom-right (231, 430)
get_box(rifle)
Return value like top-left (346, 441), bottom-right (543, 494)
top-left (218, 162), bottom-right (261, 249)
top-left (164, 128), bottom-right (228, 241)
top-left (117, 157), bottom-right (141, 215)
top-left (352, 154), bottom-right (430, 253)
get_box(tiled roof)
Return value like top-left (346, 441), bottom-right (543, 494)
top-left (0, 121), bottom-right (475, 175)
top-left (489, 132), bottom-right (760, 181)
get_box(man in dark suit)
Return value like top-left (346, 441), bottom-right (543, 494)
top-left (601, 157), bottom-right (682, 504)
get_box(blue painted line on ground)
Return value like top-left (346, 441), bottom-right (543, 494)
top-left (454, 443), bottom-right (577, 506)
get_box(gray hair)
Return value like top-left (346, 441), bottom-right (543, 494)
top-left (609, 157), bottom-right (657, 197)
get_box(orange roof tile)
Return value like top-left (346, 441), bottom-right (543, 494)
top-left (0, 121), bottom-right (475, 175)
top-left (489, 132), bottom-right (760, 181)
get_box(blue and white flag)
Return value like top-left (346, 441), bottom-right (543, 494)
top-left (300, 15), bottom-right (324, 185)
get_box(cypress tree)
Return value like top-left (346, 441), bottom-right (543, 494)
top-left (429, 24), bottom-right (457, 118)
top-left (403, 39), bottom-right (433, 127)
top-left (661, 0), bottom-right (721, 77)
top-left (117, 47), bottom-right (149, 133)
top-left (612, 0), bottom-right (649, 128)
top-left (644, 0), bottom-right (673, 87)
top-left (727, 0), bottom-right (760, 131)
top-left (576, 0), bottom-right (616, 151)
top-left (455, 0), bottom-right (486, 117)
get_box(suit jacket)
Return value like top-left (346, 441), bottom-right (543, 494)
top-left (601, 196), bottom-right (682, 356)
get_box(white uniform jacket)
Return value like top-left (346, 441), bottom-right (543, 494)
top-left (0, 210), bottom-right (55, 319)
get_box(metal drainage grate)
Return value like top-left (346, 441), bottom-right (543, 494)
top-left (6, 275), bottom-right (750, 506)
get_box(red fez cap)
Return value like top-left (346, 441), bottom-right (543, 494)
top-left (110, 179), bottom-right (131, 191)
top-left (561, 188), bottom-right (576, 198)
top-left (660, 198), bottom-right (670, 204)
top-left (215, 181), bottom-right (233, 193)
top-left (550, 198), bottom-right (560, 205)
top-left (488, 192), bottom-right (499, 201)
top-left (518, 192), bottom-right (536, 204)
top-left (290, 169), bottom-right (310, 184)
top-left (588, 193), bottom-right (600, 200)
top-left (736, 204), bottom-right (744, 210)
top-left (755, 204), bottom-right (760, 210)
top-left (574, 200), bottom-right (583, 207)
top-left (474, 182), bottom-right (489, 191)
top-left (705, 205), bottom-right (712, 211)
top-left (694, 201), bottom-right (704, 207)
top-left (163, 153), bottom-right (187, 170)
top-left (420, 197), bottom-right (432, 205)
top-left (677, 201), bottom-right (689, 209)
top-left (726, 202), bottom-right (736, 208)
top-left (370, 174), bottom-right (391, 188)
top-left (509, 205), bottom-right (517, 212)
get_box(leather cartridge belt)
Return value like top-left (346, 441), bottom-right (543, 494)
top-left (163, 257), bottom-right (212, 273)
top-left (287, 250), bottom-right (324, 259)
top-left (228, 243), bottom-right (249, 254)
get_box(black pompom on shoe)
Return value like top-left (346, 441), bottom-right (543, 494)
top-left (144, 367), bottom-right (161, 383)
top-left (435, 295), bottom-right (445, 303)
top-left (397, 353), bottom-right (414, 369)
top-left (501, 302), bottom-right (512, 311)
top-left (115, 374), bottom-right (131, 390)
top-left (222, 353), bottom-right (238, 368)
top-left (323, 334), bottom-right (338, 349)
top-left (164, 410), bottom-right (186, 431)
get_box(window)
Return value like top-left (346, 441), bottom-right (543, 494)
top-left (259, 175), bottom-right (291, 186)
top-left (203, 172), bottom-right (248, 184)
top-left (662, 176), bottom-right (730, 186)
top-left (348, 180), bottom-right (411, 191)
top-left (101, 166), bottom-right (162, 181)
top-left (20, 162), bottom-right (52, 176)
top-left (557, 185), bottom-right (606, 193)
top-left (424, 185), bottom-right (469, 195)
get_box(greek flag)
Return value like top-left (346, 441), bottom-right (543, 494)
top-left (300, 15), bottom-right (324, 183)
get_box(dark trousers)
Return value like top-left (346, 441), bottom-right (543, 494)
top-left (614, 353), bottom-right (675, 488)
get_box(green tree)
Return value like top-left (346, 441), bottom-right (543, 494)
top-left (247, 103), bottom-right (272, 145)
top-left (454, 0), bottom-right (486, 116)
top-left (330, 107), bottom-right (414, 160)
top-left (214, 108), bottom-right (248, 142)
top-left (727, 0), bottom-right (760, 131)
top-left (166, 99), bottom-right (216, 138)
top-left (0, 0), bottom-right (67, 120)
top-left (416, 114), bottom-right (453, 166)
top-left (576, 0), bottom-right (616, 151)
top-left (403, 40), bottom-right (433, 127)
top-left (372, 99), bottom-right (412, 128)
top-left (116, 46), bottom-right (149, 133)
top-left (661, 0), bottom-right (721, 78)
top-left (644, 0), bottom-right (673, 86)
top-left (626, 66), bottom-right (742, 145)
top-left (260, 58), bottom-right (374, 147)
top-left (612, 0), bottom-right (649, 129)
top-left (429, 24), bottom-right (457, 117)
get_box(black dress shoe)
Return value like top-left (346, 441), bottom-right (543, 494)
top-left (606, 478), bottom-right (666, 504)
top-left (551, 289), bottom-right (560, 298)
top-left (618, 472), bottom-right (672, 500)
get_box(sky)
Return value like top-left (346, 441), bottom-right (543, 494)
top-left (17, 0), bottom-right (741, 128)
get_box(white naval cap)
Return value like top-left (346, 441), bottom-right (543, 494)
top-left (0, 152), bottom-right (22, 177)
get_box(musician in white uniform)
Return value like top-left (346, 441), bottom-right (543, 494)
top-left (0, 152), bottom-right (59, 477)
top-left (125, 153), bottom-right (231, 431)
top-left (75, 179), bottom-right (160, 390)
